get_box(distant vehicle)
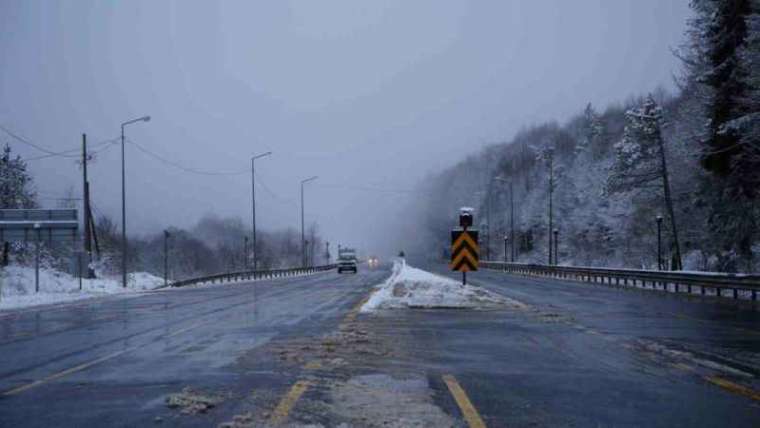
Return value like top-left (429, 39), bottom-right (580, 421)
top-left (367, 256), bottom-right (379, 268)
top-left (337, 248), bottom-right (358, 274)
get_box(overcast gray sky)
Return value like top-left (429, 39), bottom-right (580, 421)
top-left (0, 0), bottom-right (691, 255)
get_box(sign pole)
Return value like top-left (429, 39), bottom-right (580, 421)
top-left (462, 224), bottom-right (467, 286)
top-left (35, 228), bottom-right (40, 293)
top-left (451, 208), bottom-right (478, 285)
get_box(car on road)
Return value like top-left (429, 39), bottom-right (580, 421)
top-left (337, 248), bottom-right (358, 274)
top-left (367, 255), bottom-right (379, 268)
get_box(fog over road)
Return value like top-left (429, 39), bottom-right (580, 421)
top-left (1, 263), bottom-right (759, 427)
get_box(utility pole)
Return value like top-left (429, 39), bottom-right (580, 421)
top-left (251, 152), bottom-right (271, 271)
top-left (164, 230), bottom-right (170, 287)
top-left (89, 211), bottom-right (101, 260)
top-left (325, 242), bottom-right (330, 264)
top-left (82, 134), bottom-right (94, 278)
top-left (300, 176), bottom-right (317, 268)
top-left (656, 133), bottom-right (682, 270)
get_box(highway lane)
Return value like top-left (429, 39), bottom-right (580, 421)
top-left (0, 268), bottom-right (389, 427)
top-left (407, 265), bottom-right (760, 426)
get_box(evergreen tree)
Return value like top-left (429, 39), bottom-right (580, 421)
top-left (0, 144), bottom-right (37, 209)
top-left (701, 0), bottom-right (758, 196)
top-left (691, 0), bottom-right (760, 268)
top-left (607, 96), bottom-right (682, 269)
top-left (578, 103), bottom-right (604, 158)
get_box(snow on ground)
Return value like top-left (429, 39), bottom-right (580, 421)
top-left (361, 259), bottom-right (524, 312)
top-left (0, 264), bottom-right (164, 311)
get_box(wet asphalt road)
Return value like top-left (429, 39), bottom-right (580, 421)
top-left (1, 263), bottom-right (760, 427)
top-left (0, 269), bottom-right (386, 427)
top-left (416, 265), bottom-right (760, 427)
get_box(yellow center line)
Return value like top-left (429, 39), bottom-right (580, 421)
top-left (269, 380), bottom-right (312, 425)
top-left (705, 376), bottom-right (760, 402)
top-left (268, 290), bottom-right (373, 424)
top-left (442, 374), bottom-right (487, 428)
top-left (2, 321), bottom-right (203, 396)
top-left (343, 294), bottom-right (371, 323)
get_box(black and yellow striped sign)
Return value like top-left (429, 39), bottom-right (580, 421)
top-left (450, 230), bottom-right (479, 272)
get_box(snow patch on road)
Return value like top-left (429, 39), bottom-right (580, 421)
top-left (330, 374), bottom-right (455, 428)
top-left (361, 260), bottom-right (523, 312)
top-left (0, 264), bottom-right (164, 311)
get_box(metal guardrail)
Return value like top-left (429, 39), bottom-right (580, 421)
top-left (168, 264), bottom-right (337, 288)
top-left (480, 261), bottom-right (760, 301)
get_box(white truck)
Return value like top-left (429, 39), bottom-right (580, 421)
top-left (337, 247), bottom-right (358, 274)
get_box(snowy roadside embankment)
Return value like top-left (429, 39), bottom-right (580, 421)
top-left (361, 260), bottom-right (524, 312)
top-left (0, 265), bottom-right (164, 311)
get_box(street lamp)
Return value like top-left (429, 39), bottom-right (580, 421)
top-left (251, 151), bottom-right (272, 271)
top-left (503, 234), bottom-right (508, 263)
top-left (656, 215), bottom-right (663, 270)
top-left (300, 176), bottom-right (318, 267)
top-left (120, 115), bottom-right (150, 288)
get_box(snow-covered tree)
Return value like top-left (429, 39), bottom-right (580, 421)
top-left (0, 144), bottom-right (36, 209)
top-left (577, 103), bottom-right (605, 158)
top-left (607, 96), bottom-right (683, 269)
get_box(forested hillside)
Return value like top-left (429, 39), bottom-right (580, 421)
top-left (412, 0), bottom-right (760, 273)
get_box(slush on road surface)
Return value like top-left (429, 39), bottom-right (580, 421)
top-left (1, 262), bottom-right (759, 426)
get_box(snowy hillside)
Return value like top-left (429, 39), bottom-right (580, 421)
top-left (410, 93), bottom-right (759, 273)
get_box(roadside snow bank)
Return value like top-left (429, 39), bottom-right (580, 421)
top-left (361, 260), bottom-right (523, 312)
top-left (0, 265), bottom-right (164, 311)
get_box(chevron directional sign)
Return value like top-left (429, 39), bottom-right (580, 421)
top-left (450, 229), bottom-right (479, 272)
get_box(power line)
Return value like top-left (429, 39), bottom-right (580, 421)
top-left (319, 183), bottom-right (425, 196)
top-left (0, 123), bottom-right (66, 155)
top-left (126, 138), bottom-right (249, 176)
top-left (253, 170), bottom-right (299, 208)
top-left (0, 122), bottom-right (121, 161)
top-left (24, 138), bottom-right (119, 163)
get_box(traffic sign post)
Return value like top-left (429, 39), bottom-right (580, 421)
top-left (451, 208), bottom-right (479, 285)
top-left (0, 209), bottom-right (79, 293)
